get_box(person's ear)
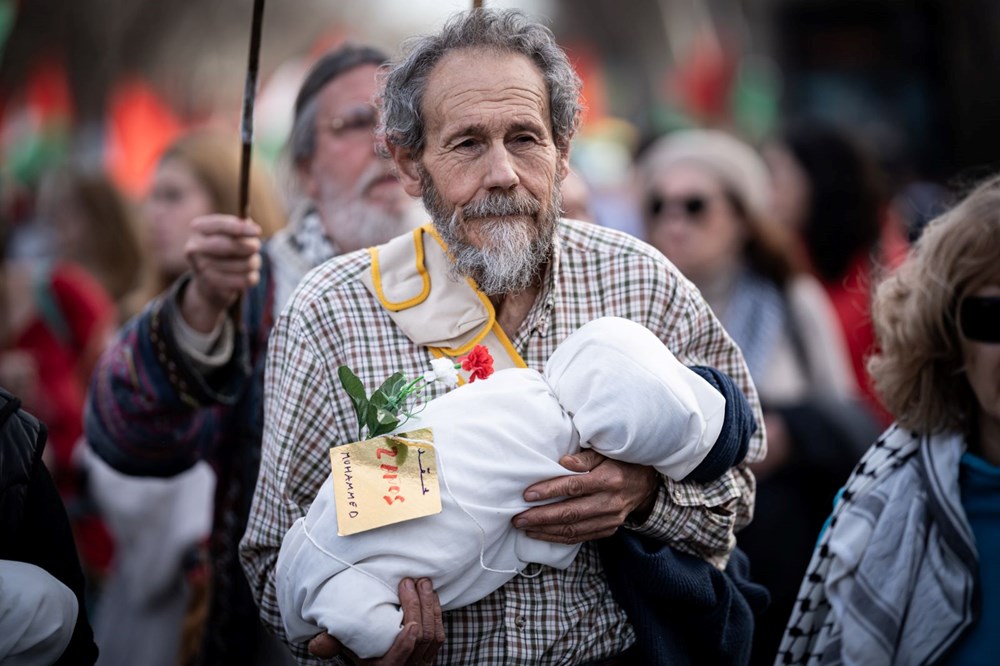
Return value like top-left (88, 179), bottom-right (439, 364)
top-left (556, 148), bottom-right (571, 183)
top-left (387, 144), bottom-right (424, 198)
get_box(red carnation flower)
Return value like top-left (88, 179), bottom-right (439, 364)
top-left (460, 345), bottom-right (494, 382)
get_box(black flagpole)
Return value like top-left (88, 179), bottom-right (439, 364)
top-left (238, 0), bottom-right (266, 219)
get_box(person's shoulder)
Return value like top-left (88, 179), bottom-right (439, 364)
top-left (555, 219), bottom-right (708, 329)
top-left (282, 248), bottom-right (374, 317)
top-left (557, 218), bottom-right (672, 267)
top-left (785, 274), bottom-right (837, 322)
top-left (46, 261), bottom-right (115, 321)
top-left (48, 261), bottom-right (109, 300)
top-left (556, 218), bottom-right (688, 294)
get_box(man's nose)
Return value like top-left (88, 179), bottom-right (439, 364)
top-left (482, 144), bottom-right (519, 190)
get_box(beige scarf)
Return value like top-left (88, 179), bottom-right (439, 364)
top-left (361, 224), bottom-right (527, 383)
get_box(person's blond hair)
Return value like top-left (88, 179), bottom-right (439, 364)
top-left (152, 130), bottom-right (286, 294)
top-left (868, 175), bottom-right (1000, 434)
top-left (160, 130), bottom-right (285, 238)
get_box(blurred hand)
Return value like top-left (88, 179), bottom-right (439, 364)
top-left (512, 449), bottom-right (659, 544)
top-left (181, 215), bottom-right (262, 333)
top-left (308, 577), bottom-right (445, 665)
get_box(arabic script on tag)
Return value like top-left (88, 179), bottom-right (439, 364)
top-left (329, 427), bottom-right (441, 536)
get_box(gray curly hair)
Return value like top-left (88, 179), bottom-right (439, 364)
top-left (377, 8), bottom-right (582, 159)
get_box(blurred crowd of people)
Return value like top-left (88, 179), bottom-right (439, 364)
top-left (2, 6), bottom-right (997, 666)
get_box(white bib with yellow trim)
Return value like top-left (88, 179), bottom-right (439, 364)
top-left (361, 224), bottom-right (527, 383)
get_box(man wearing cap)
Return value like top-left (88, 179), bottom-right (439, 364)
top-left (85, 44), bottom-right (428, 664)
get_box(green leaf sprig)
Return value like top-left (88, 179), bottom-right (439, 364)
top-left (337, 366), bottom-right (429, 442)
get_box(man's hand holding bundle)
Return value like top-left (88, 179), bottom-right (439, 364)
top-left (308, 577), bottom-right (444, 665)
top-left (513, 450), bottom-right (659, 544)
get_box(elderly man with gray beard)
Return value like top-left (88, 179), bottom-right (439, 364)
top-left (241, 9), bottom-right (764, 666)
top-left (85, 44), bottom-right (425, 665)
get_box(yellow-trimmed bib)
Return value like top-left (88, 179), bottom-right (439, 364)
top-left (361, 224), bottom-right (527, 382)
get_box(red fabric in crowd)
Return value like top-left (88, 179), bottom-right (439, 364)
top-left (823, 254), bottom-right (890, 426)
top-left (8, 261), bottom-right (116, 572)
top-left (12, 262), bottom-right (114, 470)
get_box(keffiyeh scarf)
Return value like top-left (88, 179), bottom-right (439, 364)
top-left (268, 204), bottom-right (337, 314)
top-left (723, 269), bottom-right (786, 382)
top-left (777, 425), bottom-right (978, 665)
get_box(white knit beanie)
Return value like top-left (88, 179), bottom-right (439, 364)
top-left (639, 129), bottom-right (772, 222)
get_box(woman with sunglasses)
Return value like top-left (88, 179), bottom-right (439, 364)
top-left (780, 174), bottom-right (1000, 666)
top-left (638, 129), bottom-right (856, 407)
top-left (637, 129), bottom-right (879, 664)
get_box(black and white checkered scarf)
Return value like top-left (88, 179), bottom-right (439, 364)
top-left (268, 203), bottom-right (338, 314)
top-left (776, 425), bottom-right (977, 665)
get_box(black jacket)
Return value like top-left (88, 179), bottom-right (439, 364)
top-left (0, 387), bottom-right (98, 665)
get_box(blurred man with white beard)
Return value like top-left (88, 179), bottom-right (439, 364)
top-left (85, 44), bottom-right (424, 665)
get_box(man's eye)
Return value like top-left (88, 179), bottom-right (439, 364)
top-left (456, 139), bottom-right (477, 149)
top-left (510, 135), bottom-right (539, 149)
top-left (327, 107), bottom-right (378, 137)
top-left (342, 118), bottom-right (370, 131)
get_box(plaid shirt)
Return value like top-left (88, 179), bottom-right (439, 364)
top-left (240, 219), bottom-right (764, 664)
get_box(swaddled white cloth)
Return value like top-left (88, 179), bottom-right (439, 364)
top-left (276, 317), bottom-right (727, 657)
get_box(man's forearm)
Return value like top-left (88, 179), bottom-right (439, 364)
top-left (179, 275), bottom-right (230, 334)
top-left (623, 467), bottom-right (753, 569)
top-left (627, 481), bottom-right (658, 525)
top-left (173, 296), bottom-right (235, 372)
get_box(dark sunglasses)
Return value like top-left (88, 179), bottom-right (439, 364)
top-left (960, 296), bottom-right (1000, 343)
top-left (646, 194), bottom-right (711, 222)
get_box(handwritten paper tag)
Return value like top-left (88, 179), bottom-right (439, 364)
top-left (329, 427), bottom-right (441, 536)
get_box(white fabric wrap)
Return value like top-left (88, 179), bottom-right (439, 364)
top-left (0, 560), bottom-right (78, 666)
top-left (276, 316), bottom-right (725, 657)
top-left (545, 317), bottom-right (725, 479)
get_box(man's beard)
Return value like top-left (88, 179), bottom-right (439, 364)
top-left (315, 163), bottom-right (423, 253)
top-left (420, 168), bottom-right (560, 296)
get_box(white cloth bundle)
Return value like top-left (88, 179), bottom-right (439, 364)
top-left (276, 317), bottom-right (726, 657)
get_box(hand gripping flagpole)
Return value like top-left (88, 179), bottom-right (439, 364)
top-left (238, 0), bottom-right (266, 219)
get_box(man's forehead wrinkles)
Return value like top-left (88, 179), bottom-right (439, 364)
top-left (445, 84), bottom-right (545, 104)
top-left (423, 50), bottom-right (550, 137)
top-left (434, 87), bottom-right (546, 123)
top-left (316, 64), bottom-right (378, 104)
top-left (449, 104), bottom-right (545, 127)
